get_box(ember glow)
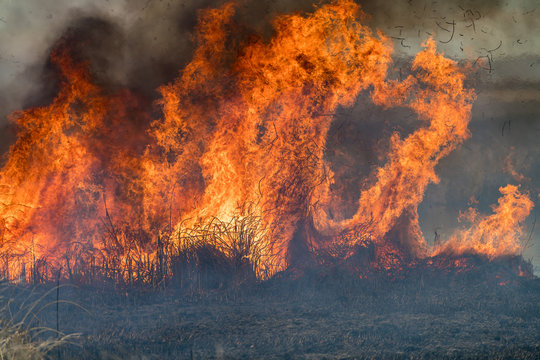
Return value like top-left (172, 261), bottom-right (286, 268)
top-left (0, 0), bottom-right (533, 282)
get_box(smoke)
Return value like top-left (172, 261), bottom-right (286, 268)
top-left (0, 0), bottom-right (538, 267)
top-left (1, 0), bottom-right (537, 117)
top-left (0, 0), bottom-right (316, 153)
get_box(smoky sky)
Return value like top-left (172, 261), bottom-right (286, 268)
top-left (0, 0), bottom-right (538, 117)
top-left (0, 0), bottom-right (539, 268)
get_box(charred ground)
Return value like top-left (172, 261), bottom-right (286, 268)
top-left (1, 255), bottom-right (538, 359)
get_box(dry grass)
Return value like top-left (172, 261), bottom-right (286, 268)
top-left (0, 283), bottom-right (78, 360)
top-left (0, 213), bottom-right (279, 291)
top-left (0, 321), bottom-right (62, 360)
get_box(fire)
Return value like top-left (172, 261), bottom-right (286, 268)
top-left (319, 37), bottom-right (477, 264)
top-left (436, 185), bottom-right (534, 258)
top-left (0, 43), bottom-right (152, 281)
top-left (0, 48), bottom-right (107, 279)
top-left (0, 0), bottom-right (533, 282)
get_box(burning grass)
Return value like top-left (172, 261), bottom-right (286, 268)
top-left (4, 214), bottom-right (534, 297)
top-left (1, 215), bottom-right (268, 291)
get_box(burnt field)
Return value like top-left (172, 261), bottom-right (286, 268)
top-left (0, 1), bottom-right (538, 359)
top-left (2, 256), bottom-right (539, 359)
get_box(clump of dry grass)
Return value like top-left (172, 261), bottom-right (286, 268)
top-left (0, 283), bottom-right (78, 359)
top-left (0, 320), bottom-right (62, 360)
top-left (169, 214), bottom-right (276, 290)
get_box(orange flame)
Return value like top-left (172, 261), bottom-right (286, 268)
top-left (436, 185), bottom-right (534, 257)
top-left (317, 38), bottom-right (477, 262)
top-left (0, 0), bottom-right (533, 281)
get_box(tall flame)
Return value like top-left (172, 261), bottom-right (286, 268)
top-left (0, 0), bottom-right (533, 281)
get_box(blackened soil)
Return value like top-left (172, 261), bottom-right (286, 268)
top-left (13, 269), bottom-right (536, 359)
